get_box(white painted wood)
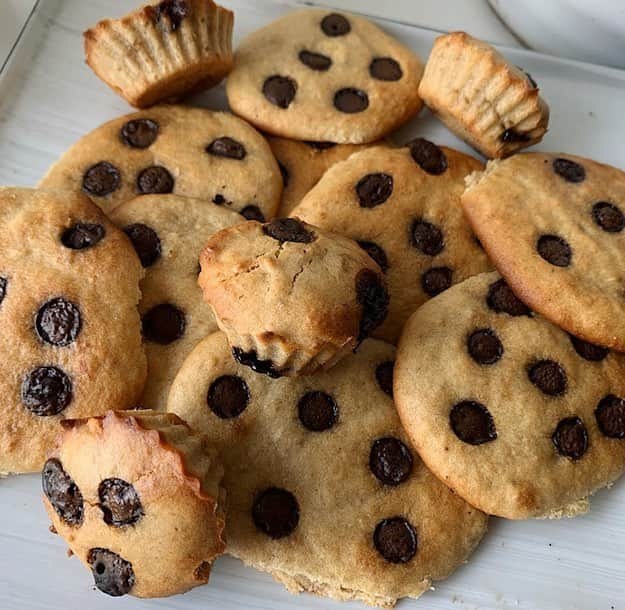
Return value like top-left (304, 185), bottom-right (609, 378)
top-left (1, 2), bottom-right (625, 610)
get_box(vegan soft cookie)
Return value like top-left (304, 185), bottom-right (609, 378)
top-left (167, 332), bottom-right (487, 607)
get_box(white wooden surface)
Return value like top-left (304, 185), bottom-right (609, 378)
top-left (1, 1), bottom-right (625, 610)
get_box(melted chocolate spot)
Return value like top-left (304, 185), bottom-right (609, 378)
top-left (552, 417), bottom-right (588, 459)
top-left (595, 395), bottom-right (625, 439)
top-left (411, 219), bottom-right (444, 255)
top-left (592, 201), bottom-right (625, 233)
top-left (0, 277), bottom-right (6, 306)
top-left (263, 75), bottom-right (297, 109)
top-left (207, 374), bottom-right (250, 419)
top-left (42, 458), bottom-right (83, 526)
top-left (298, 391), bottom-right (338, 431)
top-left (151, 0), bottom-right (188, 31)
top-left (486, 279), bottom-right (532, 316)
top-left (120, 119), bottom-right (159, 149)
top-left (334, 88), bottom-right (369, 113)
top-left (501, 129), bottom-right (531, 143)
top-left (142, 304), bottom-right (186, 344)
top-left (61, 223), bottom-right (105, 250)
top-left (82, 162), bottom-right (121, 197)
top-left (253, 487), bottom-right (299, 539)
top-left (137, 165), bottom-right (174, 194)
top-left (376, 360), bottom-right (394, 397)
top-left (22, 366), bottom-right (72, 416)
top-left (123, 223), bottom-right (161, 268)
top-left (373, 517), bottom-right (417, 563)
top-left (370, 438), bottom-right (413, 485)
top-left (232, 347), bottom-right (283, 378)
top-left (299, 50), bottom-right (332, 71)
top-left (356, 173), bottom-right (393, 208)
top-left (241, 205), bottom-right (265, 222)
top-left (569, 335), bottom-right (608, 361)
top-left (528, 360), bottom-right (567, 396)
top-left (409, 138), bottom-right (448, 175)
top-left (98, 478), bottom-right (143, 527)
top-left (206, 137), bottom-right (247, 160)
top-left (357, 241), bottom-right (389, 272)
top-left (370, 57), bottom-right (402, 81)
top-left (321, 13), bottom-right (351, 36)
top-left (450, 401), bottom-right (497, 445)
top-left (263, 218), bottom-right (315, 243)
top-left (421, 266), bottom-right (452, 297)
top-left (537, 234), bottom-right (572, 267)
top-left (356, 269), bottom-right (389, 343)
top-left (36, 298), bottom-right (81, 347)
top-left (87, 548), bottom-right (135, 597)
top-left (467, 328), bottom-right (503, 365)
top-left (553, 158), bottom-right (585, 183)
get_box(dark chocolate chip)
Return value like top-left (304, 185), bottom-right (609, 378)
top-left (595, 395), bottom-right (625, 439)
top-left (206, 137), bottom-right (247, 160)
top-left (450, 400), bottom-right (497, 445)
top-left (486, 279), bottom-right (532, 316)
top-left (36, 298), bottom-right (81, 347)
top-left (501, 129), bottom-right (531, 143)
top-left (553, 158), bottom-right (585, 183)
top-left (356, 173), bottom-right (393, 208)
top-left (370, 438), bottom-right (413, 485)
top-left (232, 347), bottom-right (283, 378)
top-left (278, 162), bottom-right (290, 187)
top-left (87, 548), bottom-right (135, 597)
top-left (0, 277), bottom-right (6, 306)
top-left (263, 75), bottom-right (297, 109)
top-left (537, 234), bottom-right (572, 267)
top-left (373, 517), bottom-right (417, 563)
top-left (467, 328), bottom-right (503, 365)
top-left (375, 360), bottom-right (394, 397)
top-left (240, 205), bottom-right (265, 222)
top-left (22, 366), bottom-right (72, 416)
top-left (82, 162), bottom-right (121, 197)
top-left (409, 138), bottom-right (448, 175)
top-left (123, 223), bottom-right (161, 268)
top-left (569, 335), bottom-right (608, 361)
top-left (299, 50), bottom-right (332, 71)
top-left (528, 360), bottom-right (567, 396)
top-left (151, 0), bottom-right (188, 31)
top-left (334, 88), bottom-right (369, 114)
top-left (61, 223), bottom-right (105, 250)
top-left (411, 219), bottom-right (444, 255)
top-left (142, 303), bottom-right (186, 344)
top-left (552, 417), bottom-right (588, 460)
top-left (297, 391), bottom-right (338, 431)
top-left (207, 374), bottom-right (250, 419)
top-left (42, 458), bottom-right (83, 526)
top-left (263, 218), bottom-right (315, 243)
top-left (592, 201), bottom-right (625, 233)
top-left (369, 57), bottom-right (402, 81)
top-left (356, 268), bottom-right (389, 343)
top-left (421, 266), bottom-right (452, 297)
top-left (357, 241), bottom-right (389, 273)
top-left (253, 487), bottom-right (299, 539)
top-left (120, 119), bottom-right (159, 149)
top-left (137, 165), bottom-right (174, 194)
top-left (212, 194), bottom-right (227, 205)
top-left (321, 13), bottom-right (351, 36)
top-left (304, 141), bottom-right (337, 150)
top-left (98, 478), bottom-right (143, 527)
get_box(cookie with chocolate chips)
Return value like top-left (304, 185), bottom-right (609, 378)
top-left (167, 332), bottom-right (486, 606)
top-left (395, 273), bottom-right (625, 519)
top-left (198, 218), bottom-right (388, 376)
top-left (462, 152), bottom-right (625, 351)
top-left (39, 105), bottom-right (282, 218)
top-left (226, 9), bottom-right (424, 143)
top-left (0, 188), bottom-right (146, 474)
top-left (292, 142), bottom-right (492, 342)
top-left (110, 194), bottom-right (241, 409)
top-left (42, 410), bottom-right (226, 598)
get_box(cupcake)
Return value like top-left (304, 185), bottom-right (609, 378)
top-left (42, 410), bottom-right (226, 598)
top-left (418, 32), bottom-right (549, 158)
top-left (84, 0), bottom-right (234, 108)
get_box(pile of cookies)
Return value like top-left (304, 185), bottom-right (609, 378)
top-left (3, 0), bottom-right (625, 606)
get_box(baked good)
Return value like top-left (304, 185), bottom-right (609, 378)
top-left (462, 152), bottom-right (625, 351)
top-left (167, 332), bottom-right (487, 606)
top-left (292, 140), bottom-right (492, 342)
top-left (198, 218), bottom-right (388, 376)
top-left (418, 31), bottom-right (549, 158)
top-left (0, 187), bottom-right (146, 474)
top-left (84, 0), bottom-right (233, 108)
top-left (267, 137), bottom-right (371, 215)
top-left (394, 272), bottom-right (625, 519)
top-left (39, 105), bottom-right (282, 218)
top-left (42, 410), bottom-right (226, 597)
top-left (110, 194), bottom-right (241, 409)
top-left (226, 9), bottom-right (424, 143)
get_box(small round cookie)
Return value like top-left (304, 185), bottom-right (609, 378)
top-left (394, 272), bottom-right (625, 519)
top-left (292, 140), bottom-right (492, 342)
top-left (198, 218), bottom-right (389, 376)
top-left (0, 187), bottom-right (146, 474)
top-left (110, 194), bottom-right (241, 410)
top-left (167, 332), bottom-right (487, 607)
top-left (267, 136), bottom-right (372, 215)
top-left (43, 410), bottom-right (226, 598)
top-left (462, 152), bottom-right (625, 351)
top-left (39, 105), bottom-right (282, 218)
top-left (226, 9), bottom-right (424, 143)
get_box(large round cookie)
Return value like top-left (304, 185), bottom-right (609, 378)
top-left (292, 140), bottom-right (492, 342)
top-left (462, 152), bottom-right (625, 350)
top-left (167, 332), bottom-right (487, 607)
top-left (395, 272), bottom-right (625, 519)
top-left (110, 194), bottom-right (241, 410)
top-left (226, 9), bottom-right (424, 143)
top-left (0, 188), bottom-right (146, 473)
top-left (39, 105), bottom-right (282, 218)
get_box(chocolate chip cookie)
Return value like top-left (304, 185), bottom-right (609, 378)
top-left (292, 141), bottom-right (492, 342)
top-left (167, 332), bottom-right (487, 606)
top-left (226, 9), bottom-right (424, 143)
top-left (43, 410), bottom-right (226, 597)
top-left (110, 194), bottom-right (241, 409)
top-left (394, 272), bottom-right (625, 519)
top-left (198, 218), bottom-right (388, 375)
top-left (0, 188), bottom-right (146, 474)
top-left (462, 152), bottom-right (625, 351)
top-left (39, 105), bottom-right (282, 217)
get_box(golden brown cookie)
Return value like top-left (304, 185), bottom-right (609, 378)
top-left (42, 410), bottom-right (226, 597)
